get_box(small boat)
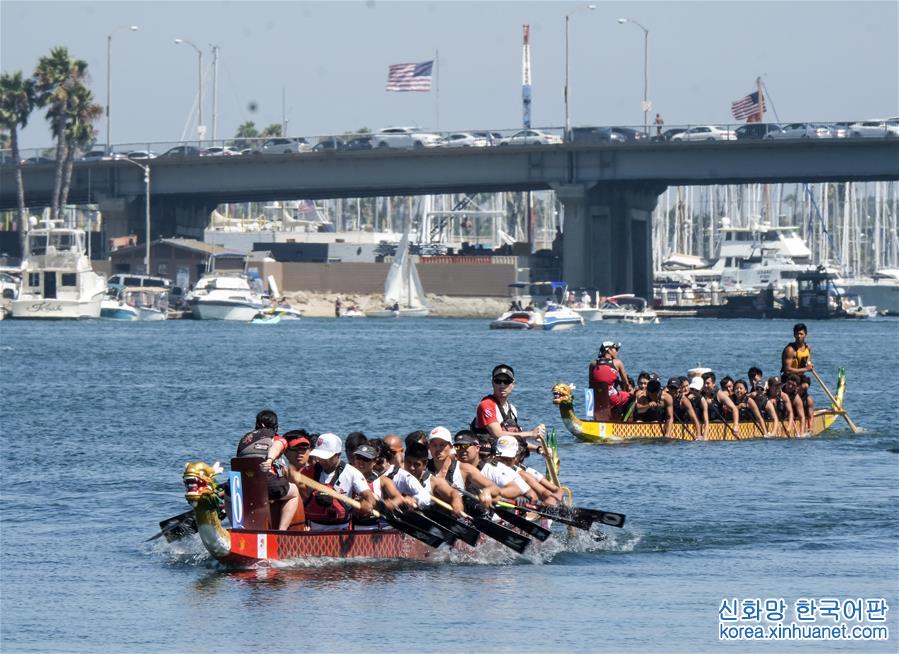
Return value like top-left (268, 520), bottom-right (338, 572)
top-left (490, 309), bottom-right (542, 330)
top-left (341, 306), bottom-right (366, 318)
top-left (250, 313), bottom-right (281, 325)
top-left (259, 304), bottom-right (303, 320)
top-left (11, 223), bottom-right (107, 319)
top-left (101, 287), bottom-right (169, 321)
top-left (551, 370), bottom-right (849, 443)
top-left (596, 295), bottom-right (660, 324)
top-left (541, 303), bottom-right (584, 331)
top-left (186, 272), bottom-right (266, 321)
top-left (369, 221), bottom-right (430, 318)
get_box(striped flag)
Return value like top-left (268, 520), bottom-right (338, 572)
top-left (731, 91), bottom-right (763, 121)
top-left (386, 61), bottom-right (433, 92)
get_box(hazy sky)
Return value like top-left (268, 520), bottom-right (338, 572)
top-left (2, 0), bottom-right (897, 150)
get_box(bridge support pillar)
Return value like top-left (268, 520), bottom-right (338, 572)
top-left (554, 182), bottom-right (665, 298)
top-left (98, 195), bottom-right (216, 251)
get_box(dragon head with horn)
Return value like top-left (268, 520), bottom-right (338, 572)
top-left (183, 461), bottom-right (224, 508)
top-left (552, 383), bottom-right (575, 407)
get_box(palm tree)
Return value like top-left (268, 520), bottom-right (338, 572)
top-left (33, 46), bottom-right (88, 221)
top-left (233, 120), bottom-right (258, 150)
top-left (260, 123), bottom-right (282, 138)
top-left (59, 83), bottom-right (102, 210)
top-left (0, 70), bottom-right (37, 240)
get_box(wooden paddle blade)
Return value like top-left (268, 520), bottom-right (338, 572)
top-left (421, 507), bottom-right (481, 547)
top-left (470, 515), bottom-right (531, 554)
top-left (149, 510), bottom-right (198, 542)
top-left (381, 511), bottom-right (445, 548)
top-left (493, 506), bottom-right (552, 542)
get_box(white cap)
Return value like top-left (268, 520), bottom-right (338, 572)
top-left (689, 377), bottom-right (703, 391)
top-left (309, 432), bottom-right (342, 459)
top-left (496, 434), bottom-right (519, 458)
top-left (428, 426), bottom-right (452, 443)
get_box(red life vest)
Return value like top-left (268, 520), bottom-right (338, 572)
top-left (302, 462), bottom-right (350, 525)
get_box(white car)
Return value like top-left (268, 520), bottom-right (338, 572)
top-left (670, 125), bottom-right (737, 142)
top-left (200, 146), bottom-right (241, 156)
top-left (848, 119), bottom-right (899, 138)
top-left (260, 138), bottom-right (311, 154)
top-left (126, 150), bottom-right (158, 160)
top-left (766, 123), bottom-right (833, 139)
top-left (374, 127), bottom-right (444, 149)
top-left (498, 129), bottom-right (563, 146)
top-left (442, 132), bottom-right (489, 147)
top-left (0, 271), bottom-right (19, 299)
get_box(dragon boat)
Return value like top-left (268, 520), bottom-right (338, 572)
top-left (182, 459), bottom-right (436, 566)
top-left (180, 434), bottom-right (569, 566)
top-left (551, 369), bottom-right (848, 443)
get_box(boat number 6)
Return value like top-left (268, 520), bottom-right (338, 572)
top-left (229, 471), bottom-right (244, 528)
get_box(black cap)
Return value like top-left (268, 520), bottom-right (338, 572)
top-left (353, 444), bottom-right (378, 460)
top-left (453, 430), bottom-right (479, 445)
top-left (492, 364), bottom-right (515, 381)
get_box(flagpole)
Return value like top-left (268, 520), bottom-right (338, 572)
top-left (434, 50), bottom-right (440, 130)
top-left (756, 76), bottom-right (764, 122)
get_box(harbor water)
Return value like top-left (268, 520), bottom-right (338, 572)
top-left (1, 317), bottom-right (897, 652)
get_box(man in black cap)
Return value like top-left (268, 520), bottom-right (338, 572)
top-left (472, 364), bottom-right (546, 440)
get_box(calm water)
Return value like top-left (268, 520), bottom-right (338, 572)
top-left (1, 317), bottom-right (897, 653)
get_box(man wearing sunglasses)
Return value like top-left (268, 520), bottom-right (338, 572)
top-left (454, 431), bottom-right (536, 502)
top-left (425, 427), bottom-right (501, 508)
top-left (473, 364), bottom-right (546, 441)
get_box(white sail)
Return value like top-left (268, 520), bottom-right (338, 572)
top-left (382, 220), bottom-right (429, 316)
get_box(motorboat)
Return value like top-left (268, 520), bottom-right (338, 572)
top-left (596, 295), bottom-right (660, 324)
top-left (258, 303), bottom-right (303, 320)
top-left (11, 224), bottom-right (107, 319)
top-left (100, 286), bottom-right (168, 321)
top-left (489, 308), bottom-right (542, 330)
top-left (368, 224), bottom-right (430, 318)
top-left (341, 306), bottom-right (366, 318)
top-left (186, 272), bottom-right (266, 321)
top-left (541, 303), bottom-right (584, 331)
top-left (839, 268), bottom-right (899, 316)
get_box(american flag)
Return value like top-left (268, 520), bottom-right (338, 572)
top-left (386, 60), bottom-right (433, 92)
top-left (731, 91), bottom-right (763, 121)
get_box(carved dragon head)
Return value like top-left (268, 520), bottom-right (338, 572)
top-left (183, 461), bottom-right (222, 505)
top-left (552, 383), bottom-right (575, 407)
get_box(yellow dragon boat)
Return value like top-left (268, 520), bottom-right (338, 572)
top-left (551, 369), bottom-right (848, 443)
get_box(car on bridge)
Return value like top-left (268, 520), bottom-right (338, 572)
top-left (160, 145), bottom-right (201, 158)
top-left (200, 145), bottom-right (241, 156)
top-left (345, 135), bottom-right (374, 150)
top-left (571, 126), bottom-right (627, 144)
top-left (671, 125), bottom-right (737, 141)
top-left (848, 118), bottom-right (899, 138)
top-left (442, 132), bottom-right (489, 147)
top-left (472, 131), bottom-right (504, 145)
top-left (374, 127), bottom-right (444, 149)
top-left (312, 137), bottom-right (347, 152)
top-left (127, 150), bottom-right (158, 160)
top-left (734, 123), bottom-right (783, 140)
top-left (765, 123), bottom-right (833, 139)
top-left (259, 137), bottom-right (311, 154)
top-left (498, 129), bottom-right (563, 146)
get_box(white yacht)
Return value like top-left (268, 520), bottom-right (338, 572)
top-left (595, 295), bottom-right (660, 324)
top-left (101, 287), bottom-right (169, 321)
top-left (660, 223), bottom-right (812, 292)
top-left (11, 225), bottom-right (106, 319)
top-left (186, 272), bottom-right (266, 320)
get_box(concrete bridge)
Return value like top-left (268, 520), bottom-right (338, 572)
top-left (2, 138), bottom-right (897, 297)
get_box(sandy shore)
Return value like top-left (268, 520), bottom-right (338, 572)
top-left (285, 292), bottom-right (509, 318)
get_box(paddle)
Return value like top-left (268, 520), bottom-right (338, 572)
top-left (810, 368), bottom-right (859, 433)
top-left (295, 472), bottom-right (445, 548)
top-left (710, 403), bottom-right (741, 441)
top-left (147, 509), bottom-right (197, 542)
top-left (502, 498), bottom-right (626, 529)
top-left (443, 495), bottom-right (531, 554)
top-left (455, 487), bottom-right (551, 541)
top-left (420, 505), bottom-right (481, 547)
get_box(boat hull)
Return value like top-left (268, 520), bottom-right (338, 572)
top-left (215, 527), bottom-right (434, 565)
top-left (574, 308), bottom-right (603, 322)
top-left (11, 297), bottom-right (101, 319)
top-left (189, 300), bottom-right (263, 321)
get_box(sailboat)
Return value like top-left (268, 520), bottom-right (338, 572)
top-left (367, 223), bottom-right (430, 318)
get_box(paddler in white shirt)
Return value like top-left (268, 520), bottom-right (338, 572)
top-left (425, 427), bottom-right (502, 508)
top-left (402, 441), bottom-right (465, 515)
top-left (494, 435), bottom-right (562, 506)
top-left (454, 431), bottom-right (537, 503)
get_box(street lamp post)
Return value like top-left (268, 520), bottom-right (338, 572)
top-left (174, 38), bottom-right (204, 146)
top-left (618, 17), bottom-right (650, 136)
top-left (106, 25), bottom-right (138, 155)
top-left (123, 158), bottom-right (151, 274)
top-left (564, 4), bottom-right (596, 141)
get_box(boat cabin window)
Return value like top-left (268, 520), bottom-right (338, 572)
top-left (28, 272), bottom-right (40, 287)
top-left (60, 273), bottom-right (76, 287)
top-left (764, 231), bottom-right (779, 242)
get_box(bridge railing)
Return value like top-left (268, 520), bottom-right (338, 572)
top-left (2, 121), bottom-right (895, 166)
